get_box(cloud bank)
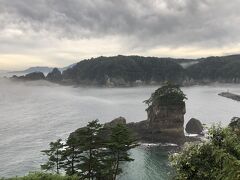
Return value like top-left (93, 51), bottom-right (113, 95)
top-left (0, 0), bottom-right (240, 69)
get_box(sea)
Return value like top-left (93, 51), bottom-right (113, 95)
top-left (0, 78), bottom-right (239, 179)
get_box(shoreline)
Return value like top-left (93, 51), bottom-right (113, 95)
top-left (4, 76), bottom-right (240, 89)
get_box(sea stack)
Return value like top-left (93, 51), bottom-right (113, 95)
top-left (127, 82), bottom-right (187, 144)
top-left (147, 103), bottom-right (186, 143)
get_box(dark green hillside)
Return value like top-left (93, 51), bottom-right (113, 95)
top-left (62, 55), bottom-right (185, 86)
top-left (186, 55), bottom-right (240, 82)
top-left (12, 54), bottom-right (240, 86)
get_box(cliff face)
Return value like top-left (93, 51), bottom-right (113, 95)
top-left (148, 104), bottom-right (185, 130)
top-left (127, 103), bottom-right (186, 145)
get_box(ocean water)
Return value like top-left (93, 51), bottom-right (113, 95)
top-left (0, 78), bottom-right (239, 179)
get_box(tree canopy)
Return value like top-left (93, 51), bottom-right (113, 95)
top-left (170, 125), bottom-right (240, 180)
top-left (186, 55), bottom-right (240, 82)
top-left (41, 120), bottom-right (138, 180)
top-left (62, 55), bottom-right (185, 85)
top-left (144, 82), bottom-right (187, 109)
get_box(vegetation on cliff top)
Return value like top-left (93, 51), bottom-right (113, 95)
top-left (144, 82), bottom-right (187, 109)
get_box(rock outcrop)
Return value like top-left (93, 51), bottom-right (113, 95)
top-left (185, 118), bottom-right (203, 134)
top-left (126, 83), bottom-right (188, 145)
top-left (127, 104), bottom-right (186, 145)
top-left (105, 116), bottom-right (126, 127)
top-left (46, 68), bottom-right (63, 82)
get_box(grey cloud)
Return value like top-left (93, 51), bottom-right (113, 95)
top-left (0, 0), bottom-right (240, 48)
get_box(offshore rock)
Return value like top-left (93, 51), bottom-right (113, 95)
top-left (127, 104), bottom-right (186, 145)
top-left (185, 118), bottom-right (203, 134)
top-left (105, 117), bottom-right (127, 128)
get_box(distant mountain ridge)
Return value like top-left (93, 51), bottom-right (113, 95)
top-left (9, 66), bottom-right (54, 74)
top-left (9, 63), bottom-right (76, 75)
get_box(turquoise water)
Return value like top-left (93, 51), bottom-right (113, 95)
top-left (119, 145), bottom-right (176, 180)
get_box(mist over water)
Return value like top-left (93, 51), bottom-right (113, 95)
top-left (0, 78), bottom-right (239, 179)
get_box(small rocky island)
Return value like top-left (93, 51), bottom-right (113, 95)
top-left (72, 83), bottom-right (190, 145)
top-left (127, 83), bottom-right (187, 144)
top-left (218, 92), bottom-right (240, 102)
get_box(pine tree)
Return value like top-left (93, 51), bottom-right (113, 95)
top-left (40, 121), bottom-right (138, 179)
top-left (107, 124), bottom-right (138, 180)
top-left (41, 139), bottom-right (64, 174)
top-left (144, 82), bottom-right (187, 110)
top-left (61, 133), bottom-right (82, 176)
top-left (76, 120), bottom-right (105, 180)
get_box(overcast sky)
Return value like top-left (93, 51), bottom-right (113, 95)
top-left (0, 0), bottom-right (240, 70)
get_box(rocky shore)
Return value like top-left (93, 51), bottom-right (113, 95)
top-left (9, 68), bottom-right (240, 88)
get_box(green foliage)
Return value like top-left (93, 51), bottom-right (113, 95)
top-left (144, 82), bottom-right (187, 109)
top-left (61, 134), bottom-right (82, 176)
top-left (41, 139), bottom-right (64, 174)
top-left (1, 172), bottom-right (78, 180)
top-left (40, 120), bottom-right (137, 180)
top-left (106, 124), bottom-right (139, 180)
top-left (170, 125), bottom-right (240, 180)
top-left (186, 55), bottom-right (240, 82)
top-left (74, 120), bottom-right (105, 179)
top-left (62, 55), bottom-right (185, 85)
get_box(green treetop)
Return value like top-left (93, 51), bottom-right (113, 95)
top-left (144, 82), bottom-right (187, 110)
top-left (170, 125), bottom-right (240, 180)
top-left (40, 120), bottom-right (138, 180)
top-left (106, 124), bottom-right (139, 180)
top-left (61, 133), bottom-right (82, 176)
top-left (41, 139), bottom-right (64, 174)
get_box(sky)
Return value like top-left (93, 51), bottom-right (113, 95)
top-left (0, 0), bottom-right (240, 70)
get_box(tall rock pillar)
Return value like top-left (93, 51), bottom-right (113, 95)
top-left (147, 103), bottom-right (186, 143)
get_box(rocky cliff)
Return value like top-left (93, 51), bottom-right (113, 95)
top-left (125, 83), bottom-right (187, 144)
top-left (127, 103), bottom-right (186, 145)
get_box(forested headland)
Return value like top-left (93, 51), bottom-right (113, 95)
top-left (11, 54), bottom-right (240, 86)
